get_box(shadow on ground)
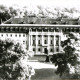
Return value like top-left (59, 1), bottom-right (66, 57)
top-left (31, 68), bottom-right (61, 80)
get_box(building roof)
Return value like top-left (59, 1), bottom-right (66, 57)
top-left (1, 24), bottom-right (80, 28)
top-left (2, 16), bottom-right (80, 25)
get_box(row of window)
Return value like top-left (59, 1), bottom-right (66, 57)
top-left (32, 40), bottom-right (55, 45)
top-left (32, 37), bottom-right (59, 45)
top-left (62, 28), bottom-right (80, 32)
top-left (0, 34), bottom-right (26, 37)
top-left (0, 27), bottom-right (28, 32)
top-left (32, 40), bottom-right (59, 46)
top-left (32, 35), bottom-right (59, 39)
top-left (32, 28), bottom-right (59, 32)
top-left (33, 47), bottom-right (59, 52)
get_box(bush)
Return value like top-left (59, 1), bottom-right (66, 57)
top-left (51, 33), bottom-right (80, 79)
top-left (0, 39), bottom-right (35, 80)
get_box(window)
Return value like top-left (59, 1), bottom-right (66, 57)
top-left (12, 28), bottom-right (15, 31)
top-left (33, 48), bottom-right (35, 51)
top-left (23, 41), bottom-right (25, 44)
top-left (23, 34), bottom-right (25, 37)
top-left (38, 40), bottom-right (41, 45)
top-left (15, 34), bottom-right (17, 37)
top-left (0, 28), bottom-right (1, 31)
top-left (1, 34), bottom-right (3, 37)
top-left (38, 35), bottom-right (41, 37)
top-left (55, 28), bottom-right (59, 32)
top-left (33, 35), bottom-right (35, 38)
top-left (38, 48), bottom-right (41, 51)
top-left (44, 35), bottom-right (47, 37)
top-left (51, 40), bottom-right (53, 44)
top-left (6, 34), bottom-right (8, 37)
top-left (19, 34), bottom-right (21, 37)
top-left (8, 28), bottom-right (10, 31)
top-left (50, 48), bottom-right (53, 52)
top-left (56, 47), bottom-right (59, 52)
top-left (56, 36), bottom-right (59, 46)
top-left (49, 28), bottom-right (54, 32)
top-left (44, 40), bottom-right (47, 44)
top-left (33, 40), bottom-right (35, 45)
top-left (4, 28), bottom-right (6, 31)
top-left (50, 35), bottom-right (53, 37)
top-left (43, 28), bottom-right (48, 32)
top-left (10, 34), bottom-right (12, 37)
top-left (32, 28), bottom-right (36, 31)
top-left (16, 28), bottom-right (19, 31)
top-left (21, 28), bottom-right (23, 31)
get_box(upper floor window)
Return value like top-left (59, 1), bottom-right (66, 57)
top-left (38, 40), bottom-right (41, 45)
top-left (23, 34), bottom-right (25, 37)
top-left (6, 34), bottom-right (8, 37)
top-left (33, 40), bottom-right (35, 45)
top-left (1, 34), bottom-right (3, 37)
top-left (15, 34), bottom-right (17, 37)
top-left (23, 41), bottom-right (25, 44)
top-left (38, 35), bottom-right (41, 37)
top-left (50, 48), bottom-right (53, 52)
top-left (44, 40), bottom-right (47, 44)
top-left (50, 40), bottom-right (53, 44)
top-left (10, 34), bottom-right (12, 37)
top-left (19, 34), bottom-right (21, 37)
top-left (44, 35), bottom-right (47, 37)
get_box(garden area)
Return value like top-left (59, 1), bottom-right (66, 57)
top-left (0, 32), bottom-right (80, 80)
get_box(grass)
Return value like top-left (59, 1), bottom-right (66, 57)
top-left (31, 68), bottom-right (61, 80)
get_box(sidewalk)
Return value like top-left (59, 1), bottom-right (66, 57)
top-left (27, 60), bottom-right (57, 69)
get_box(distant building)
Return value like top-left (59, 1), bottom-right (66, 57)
top-left (1, 16), bottom-right (80, 55)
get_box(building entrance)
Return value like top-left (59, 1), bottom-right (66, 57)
top-left (44, 47), bottom-right (47, 53)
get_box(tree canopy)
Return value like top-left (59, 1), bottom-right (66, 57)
top-left (0, 38), bottom-right (35, 80)
top-left (51, 32), bottom-right (80, 79)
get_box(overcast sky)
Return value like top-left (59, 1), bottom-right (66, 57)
top-left (0, 0), bottom-right (80, 9)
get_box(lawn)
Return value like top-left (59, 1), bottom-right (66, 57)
top-left (31, 68), bottom-right (61, 80)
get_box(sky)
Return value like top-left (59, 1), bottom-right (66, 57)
top-left (0, 0), bottom-right (80, 9)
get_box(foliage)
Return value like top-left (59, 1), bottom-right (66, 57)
top-left (0, 39), bottom-right (35, 80)
top-left (0, 5), bottom-right (17, 24)
top-left (50, 33), bottom-right (80, 78)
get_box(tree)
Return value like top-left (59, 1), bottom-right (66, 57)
top-left (0, 38), bottom-right (35, 80)
top-left (50, 32), bottom-right (80, 79)
top-left (0, 5), bottom-right (18, 24)
top-left (0, 5), bottom-right (10, 24)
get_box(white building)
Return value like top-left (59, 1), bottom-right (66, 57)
top-left (0, 24), bottom-right (80, 55)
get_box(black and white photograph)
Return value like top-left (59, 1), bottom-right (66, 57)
top-left (0, 0), bottom-right (80, 80)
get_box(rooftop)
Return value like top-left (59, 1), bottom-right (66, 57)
top-left (2, 16), bottom-right (80, 25)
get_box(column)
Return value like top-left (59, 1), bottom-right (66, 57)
top-left (48, 29), bottom-right (50, 53)
top-left (42, 35), bottom-right (43, 53)
top-left (59, 36), bottom-right (61, 52)
top-left (29, 28), bottom-right (31, 51)
top-left (30, 35), bottom-right (32, 50)
top-left (36, 35), bottom-right (38, 54)
top-left (54, 29), bottom-right (56, 53)
top-left (29, 34), bottom-right (30, 50)
top-left (42, 29), bottom-right (44, 53)
top-left (29, 28), bottom-right (32, 51)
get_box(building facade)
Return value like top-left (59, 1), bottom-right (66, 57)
top-left (0, 24), bottom-right (80, 55)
